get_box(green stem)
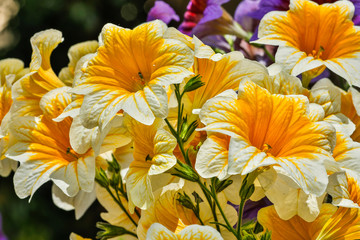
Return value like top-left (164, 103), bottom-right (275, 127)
top-left (263, 46), bottom-right (275, 62)
top-left (236, 198), bottom-right (246, 238)
top-left (164, 118), bottom-right (192, 166)
top-left (115, 187), bottom-right (141, 219)
top-left (197, 180), bottom-right (238, 238)
top-left (105, 187), bottom-right (138, 227)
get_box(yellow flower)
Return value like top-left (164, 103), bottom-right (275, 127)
top-left (0, 58), bottom-right (26, 176)
top-left (254, 0), bottom-right (360, 87)
top-left (72, 20), bottom-right (194, 129)
top-left (341, 87), bottom-right (360, 142)
top-left (258, 204), bottom-right (360, 240)
top-left (259, 171), bottom-right (360, 239)
top-left (58, 40), bottom-right (98, 86)
top-left (199, 80), bottom-right (335, 196)
top-left (11, 29), bottom-right (65, 118)
top-left (96, 184), bottom-right (138, 240)
top-left (137, 181), bottom-right (237, 240)
top-left (124, 117), bottom-right (177, 211)
top-left (6, 87), bottom-right (95, 198)
top-left (146, 223), bottom-right (223, 240)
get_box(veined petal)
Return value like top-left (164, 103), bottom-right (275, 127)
top-left (146, 223), bottom-right (177, 240)
top-left (254, 0), bottom-right (360, 86)
top-left (39, 87), bottom-right (72, 119)
top-left (333, 131), bottom-right (360, 174)
top-left (341, 88), bottom-right (360, 142)
top-left (199, 80), bottom-right (335, 195)
top-left (258, 167), bottom-right (325, 222)
top-left (73, 20), bottom-right (193, 128)
top-left (258, 204), bottom-right (338, 240)
top-left (52, 184), bottom-right (96, 220)
top-left (195, 133), bottom-right (230, 180)
top-left (187, 51), bottom-right (268, 112)
top-left (125, 117), bottom-right (177, 211)
top-left (327, 171), bottom-right (360, 208)
top-left (28, 29), bottom-right (65, 92)
top-left (178, 225), bottom-right (224, 240)
top-left (10, 29), bottom-right (65, 118)
top-left (0, 58), bottom-right (24, 85)
top-left (6, 114), bottom-right (95, 198)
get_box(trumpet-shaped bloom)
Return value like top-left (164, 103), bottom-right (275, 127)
top-left (58, 40), bottom-right (98, 86)
top-left (146, 223), bottom-right (223, 240)
top-left (0, 58), bottom-right (26, 176)
top-left (96, 184), bottom-right (138, 240)
top-left (137, 181), bottom-right (237, 240)
top-left (341, 87), bottom-right (360, 142)
top-left (254, 0), bottom-right (360, 87)
top-left (199, 80), bottom-right (335, 196)
top-left (124, 117), bottom-right (177, 211)
top-left (258, 203), bottom-right (360, 240)
top-left (260, 168), bottom-right (360, 239)
top-left (10, 29), bottom-right (66, 118)
top-left (6, 88), bottom-right (95, 198)
top-left (258, 167), bottom-right (326, 221)
top-left (72, 20), bottom-right (193, 129)
top-left (327, 171), bottom-right (360, 208)
top-left (147, 1), bottom-right (180, 24)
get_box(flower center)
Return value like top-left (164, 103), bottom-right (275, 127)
top-left (132, 71), bottom-right (148, 90)
top-left (66, 147), bottom-right (79, 162)
top-left (307, 46), bottom-right (325, 59)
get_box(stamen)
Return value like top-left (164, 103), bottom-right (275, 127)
top-left (261, 143), bottom-right (272, 153)
top-left (66, 147), bottom-right (78, 160)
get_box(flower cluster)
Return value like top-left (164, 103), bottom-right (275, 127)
top-left (1, 0), bottom-right (360, 239)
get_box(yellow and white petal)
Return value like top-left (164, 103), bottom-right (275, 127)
top-left (0, 58), bottom-right (24, 85)
top-left (146, 223), bottom-right (177, 240)
top-left (52, 184), bottom-right (96, 220)
top-left (7, 113), bottom-right (95, 198)
top-left (195, 133), bottom-right (230, 180)
top-left (177, 225), bottom-right (223, 240)
top-left (73, 21), bottom-right (193, 128)
top-left (188, 52), bottom-right (268, 114)
top-left (200, 80), bottom-right (335, 196)
top-left (333, 131), bottom-right (360, 174)
top-left (327, 171), bottom-right (360, 208)
top-left (258, 204), bottom-right (338, 240)
top-left (254, 0), bottom-right (360, 86)
top-left (258, 167), bottom-right (325, 222)
top-left (96, 184), bottom-right (138, 239)
top-left (50, 152), bottom-right (95, 197)
top-left (316, 206), bottom-right (360, 239)
top-left (255, 69), bottom-right (305, 95)
top-left (67, 41), bottom-right (99, 76)
top-left (349, 86), bottom-right (360, 115)
top-left (126, 168), bottom-right (153, 211)
top-left (69, 233), bottom-right (92, 240)
top-left (39, 87), bottom-right (72, 119)
top-left (10, 29), bottom-right (65, 118)
top-left (341, 88), bottom-right (360, 142)
top-left (149, 128), bottom-right (177, 175)
top-left (29, 29), bottom-right (65, 91)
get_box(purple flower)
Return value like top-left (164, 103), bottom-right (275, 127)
top-left (241, 0), bottom-right (360, 24)
top-left (198, 0), bottom-right (230, 24)
top-left (147, 1), bottom-right (180, 24)
top-left (242, 198), bottom-right (272, 222)
top-left (234, 0), bottom-right (261, 32)
top-left (179, 0), bottom-right (230, 35)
